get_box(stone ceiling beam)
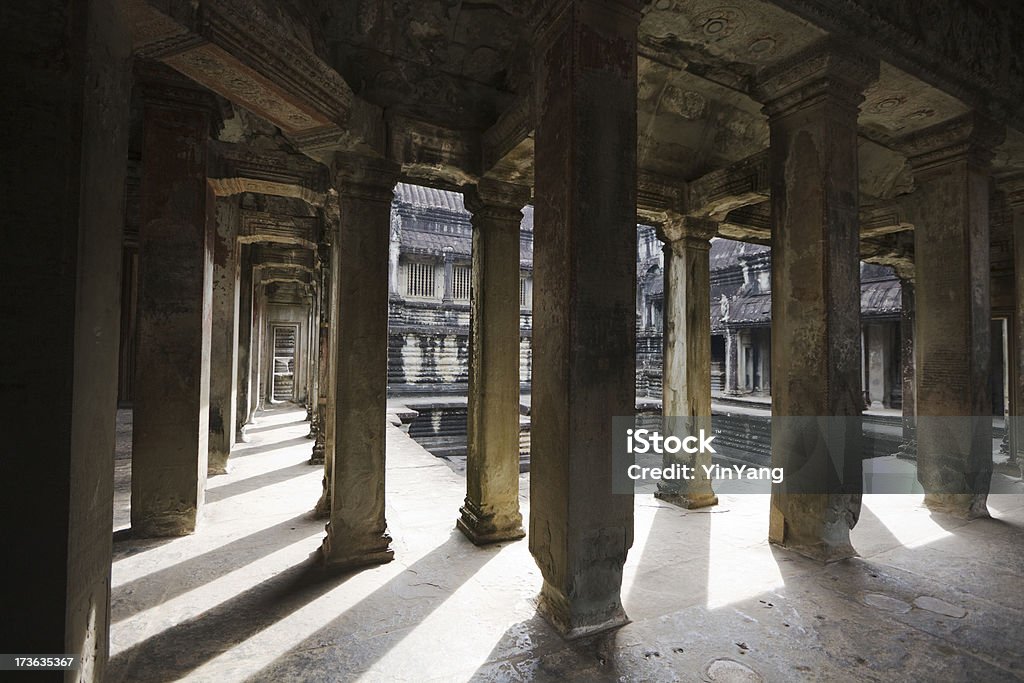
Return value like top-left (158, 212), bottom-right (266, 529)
top-left (209, 142), bottom-right (329, 207)
top-left (687, 151), bottom-right (769, 220)
top-left (127, 0), bottom-right (384, 161)
top-left (481, 96), bottom-right (533, 183)
top-left (387, 114), bottom-right (481, 188)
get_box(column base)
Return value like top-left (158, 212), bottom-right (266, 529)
top-left (131, 510), bottom-right (196, 538)
top-left (456, 500), bottom-right (525, 545)
top-left (655, 490), bottom-right (718, 510)
top-left (309, 445), bottom-right (325, 465)
top-left (313, 479), bottom-right (330, 519)
top-left (768, 495), bottom-right (858, 563)
top-left (318, 527), bottom-right (394, 571)
top-left (769, 538), bottom-right (858, 563)
top-left (894, 438), bottom-right (917, 460)
top-left (537, 581), bottom-right (630, 640)
top-left (208, 451), bottom-right (230, 476)
top-left (924, 493), bottom-right (989, 519)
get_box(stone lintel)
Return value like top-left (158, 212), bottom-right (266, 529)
top-left (896, 112), bottom-right (1006, 172)
top-left (333, 151), bottom-right (401, 201)
top-left (637, 170), bottom-right (685, 221)
top-left (482, 95), bottom-right (533, 175)
top-left (208, 142), bottom-right (329, 205)
top-left (999, 175), bottom-right (1024, 209)
top-left (755, 39), bottom-right (879, 118)
top-left (388, 113), bottom-right (481, 187)
top-left (687, 151), bottom-right (769, 220)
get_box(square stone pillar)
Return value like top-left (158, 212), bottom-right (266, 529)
top-left (131, 68), bottom-right (217, 537)
top-left (755, 43), bottom-right (879, 561)
top-left (310, 231), bottom-right (330, 464)
top-left (898, 114), bottom-right (1004, 518)
top-left (655, 216), bottom-right (718, 509)
top-left (209, 196), bottom-right (241, 474)
top-left (725, 328), bottom-right (740, 394)
top-left (236, 244), bottom-right (254, 435)
top-left (316, 205), bottom-right (340, 516)
top-left (1005, 181), bottom-right (1024, 466)
top-left (318, 153), bottom-right (399, 570)
top-left (895, 278), bottom-right (917, 459)
top-left (458, 179), bottom-right (530, 545)
top-left (865, 324), bottom-right (890, 409)
top-left (250, 279), bottom-right (266, 418)
top-left (530, 0), bottom-right (639, 638)
top-left (4, 0), bottom-right (131, 673)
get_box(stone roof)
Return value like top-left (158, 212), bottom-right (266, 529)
top-left (861, 276), bottom-right (902, 318)
top-left (394, 183), bottom-right (467, 214)
top-left (710, 238), bottom-right (769, 270)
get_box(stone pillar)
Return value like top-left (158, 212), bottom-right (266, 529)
top-left (1008, 182), bottom-right (1024, 465)
top-left (311, 229), bottom-right (331, 466)
top-left (725, 328), bottom-right (740, 395)
top-left (131, 68), bottom-right (216, 537)
top-left (895, 278), bottom-right (917, 459)
top-left (655, 216), bottom-right (718, 509)
top-left (3, 0), bottom-right (130, 673)
top-left (250, 279), bottom-right (265, 419)
top-left (208, 197), bottom-right (241, 474)
top-left (236, 244), bottom-right (254, 436)
top-left (316, 213), bottom-right (339, 513)
top-left (899, 114), bottom-right (1003, 518)
top-left (530, 0), bottom-right (639, 638)
top-left (458, 179), bottom-right (530, 545)
top-left (442, 246), bottom-right (456, 303)
top-left (756, 44), bottom-right (878, 561)
top-left (866, 325), bottom-right (890, 409)
top-left (318, 153), bottom-right (399, 569)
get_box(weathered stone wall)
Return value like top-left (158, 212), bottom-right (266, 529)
top-left (387, 329), bottom-right (533, 394)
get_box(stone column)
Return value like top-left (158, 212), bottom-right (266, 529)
top-left (866, 325), bottom-right (890, 409)
top-left (318, 153), bottom-right (399, 569)
top-left (208, 197), bottom-right (241, 474)
top-left (899, 114), bottom-right (1003, 518)
top-left (442, 246), bottom-right (456, 303)
top-left (316, 213), bottom-right (339, 513)
top-left (305, 285), bottom-right (318, 428)
top-left (1008, 182), bottom-right (1024, 465)
top-left (895, 278), bottom-right (917, 459)
top-left (250, 279), bottom-right (265, 418)
top-left (458, 179), bottom-right (530, 545)
top-left (311, 229), bottom-right (331, 466)
top-left (756, 44), bottom-right (878, 561)
top-left (725, 328), bottom-right (740, 395)
top-left (4, 0), bottom-right (130, 672)
top-left (530, 0), bottom-right (639, 638)
top-left (131, 69), bottom-right (217, 537)
top-left (236, 244), bottom-right (254, 436)
top-left (655, 215), bottom-right (718, 509)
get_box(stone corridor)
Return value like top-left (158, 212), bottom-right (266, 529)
top-left (107, 406), bottom-right (1024, 682)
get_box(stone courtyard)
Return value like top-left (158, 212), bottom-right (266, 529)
top-left (104, 405), bottom-right (1024, 682)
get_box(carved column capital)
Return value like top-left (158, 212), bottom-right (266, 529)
top-left (1000, 175), bottom-right (1024, 209)
top-left (753, 39), bottom-right (879, 119)
top-left (464, 178), bottom-right (530, 222)
top-left (332, 152), bottom-right (400, 203)
top-left (656, 215), bottom-right (717, 252)
top-left (895, 112), bottom-right (1005, 172)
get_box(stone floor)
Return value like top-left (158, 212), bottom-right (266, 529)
top-left (109, 404), bottom-right (1024, 682)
